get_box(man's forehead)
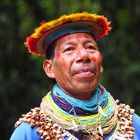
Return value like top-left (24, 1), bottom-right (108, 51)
top-left (56, 33), bottom-right (96, 45)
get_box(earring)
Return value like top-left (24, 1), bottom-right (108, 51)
top-left (100, 66), bottom-right (104, 73)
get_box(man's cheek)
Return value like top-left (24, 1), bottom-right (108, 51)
top-left (92, 53), bottom-right (102, 64)
top-left (58, 58), bottom-right (68, 68)
top-left (56, 52), bottom-right (61, 58)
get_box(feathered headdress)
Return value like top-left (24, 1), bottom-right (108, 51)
top-left (25, 12), bottom-right (111, 57)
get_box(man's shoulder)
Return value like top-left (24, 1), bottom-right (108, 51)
top-left (133, 113), bottom-right (140, 124)
top-left (10, 122), bottom-right (41, 140)
top-left (133, 113), bottom-right (140, 129)
top-left (10, 107), bottom-right (42, 140)
top-left (133, 113), bottom-right (140, 139)
top-left (15, 107), bottom-right (42, 128)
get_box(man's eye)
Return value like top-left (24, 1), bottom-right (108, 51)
top-left (63, 47), bottom-right (74, 52)
top-left (86, 45), bottom-right (97, 50)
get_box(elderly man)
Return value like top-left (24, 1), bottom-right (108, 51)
top-left (10, 12), bottom-right (140, 140)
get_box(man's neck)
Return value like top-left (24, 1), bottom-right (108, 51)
top-left (60, 87), bottom-right (94, 100)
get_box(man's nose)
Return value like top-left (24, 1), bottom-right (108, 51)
top-left (76, 48), bottom-right (90, 63)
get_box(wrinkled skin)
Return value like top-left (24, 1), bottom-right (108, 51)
top-left (43, 33), bottom-right (103, 100)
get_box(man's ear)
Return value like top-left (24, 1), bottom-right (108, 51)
top-left (43, 60), bottom-right (55, 78)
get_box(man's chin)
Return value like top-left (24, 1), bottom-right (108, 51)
top-left (72, 84), bottom-right (97, 93)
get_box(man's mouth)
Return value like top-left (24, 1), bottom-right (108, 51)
top-left (72, 67), bottom-right (96, 77)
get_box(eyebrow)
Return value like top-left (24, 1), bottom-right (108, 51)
top-left (83, 39), bottom-right (97, 45)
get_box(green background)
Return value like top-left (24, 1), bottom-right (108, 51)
top-left (0, 0), bottom-right (140, 139)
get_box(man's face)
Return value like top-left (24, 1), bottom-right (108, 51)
top-left (44, 33), bottom-right (103, 98)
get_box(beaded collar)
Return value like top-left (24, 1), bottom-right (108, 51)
top-left (41, 90), bottom-right (117, 134)
top-left (52, 84), bottom-right (108, 115)
top-left (15, 102), bottom-right (135, 139)
top-left (15, 86), bottom-right (135, 139)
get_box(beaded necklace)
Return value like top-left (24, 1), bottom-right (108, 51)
top-left (15, 85), bottom-right (135, 140)
top-left (52, 84), bottom-right (108, 113)
top-left (15, 103), bottom-right (135, 140)
top-left (41, 84), bottom-right (117, 135)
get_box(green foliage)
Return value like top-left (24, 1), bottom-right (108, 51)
top-left (117, 8), bottom-right (132, 27)
top-left (0, 0), bottom-right (140, 139)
